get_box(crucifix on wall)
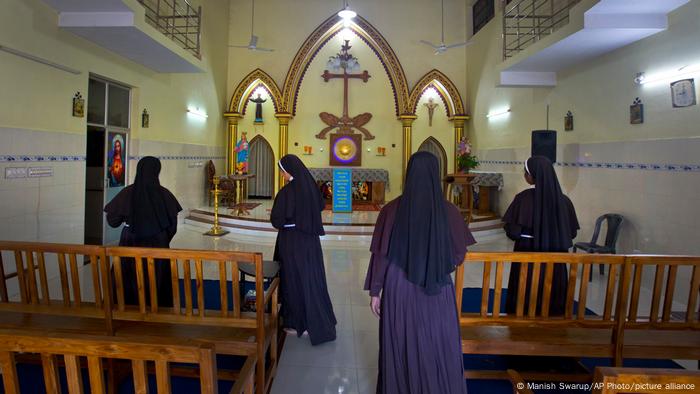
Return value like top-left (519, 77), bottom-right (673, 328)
top-left (317, 40), bottom-right (374, 142)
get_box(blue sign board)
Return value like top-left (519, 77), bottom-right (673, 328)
top-left (332, 168), bottom-right (352, 213)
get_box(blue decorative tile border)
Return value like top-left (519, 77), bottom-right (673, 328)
top-left (0, 155), bottom-right (85, 162)
top-left (128, 155), bottom-right (225, 161)
top-left (0, 155), bottom-right (224, 162)
top-left (480, 160), bottom-right (700, 172)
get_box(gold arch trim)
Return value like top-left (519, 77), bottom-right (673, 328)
top-left (281, 14), bottom-right (410, 117)
top-left (228, 68), bottom-right (283, 114)
top-left (408, 69), bottom-right (465, 118)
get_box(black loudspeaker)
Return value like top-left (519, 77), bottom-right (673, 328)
top-left (531, 130), bottom-right (557, 163)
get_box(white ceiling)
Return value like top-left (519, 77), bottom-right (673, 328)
top-left (41, 0), bottom-right (202, 73)
top-left (66, 26), bottom-right (202, 72)
top-left (586, 0), bottom-right (690, 14)
top-left (500, 0), bottom-right (691, 86)
top-left (42, 0), bottom-right (131, 12)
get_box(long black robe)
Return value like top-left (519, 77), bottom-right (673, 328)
top-left (503, 188), bottom-right (579, 315)
top-left (104, 158), bottom-right (182, 308)
top-left (271, 156), bottom-right (336, 345)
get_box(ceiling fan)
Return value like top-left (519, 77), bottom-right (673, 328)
top-left (420, 0), bottom-right (473, 55)
top-left (229, 0), bottom-right (274, 52)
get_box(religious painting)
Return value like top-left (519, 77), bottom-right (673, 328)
top-left (330, 134), bottom-right (362, 167)
top-left (671, 79), bottom-right (696, 108)
top-left (72, 92), bottom-right (84, 118)
top-left (630, 97), bottom-right (644, 125)
top-left (107, 132), bottom-right (126, 187)
top-left (564, 111), bottom-right (573, 131)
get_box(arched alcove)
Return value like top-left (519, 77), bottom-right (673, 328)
top-left (248, 135), bottom-right (275, 198)
top-left (418, 137), bottom-right (448, 181)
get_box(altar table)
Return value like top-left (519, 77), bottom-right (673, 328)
top-left (309, 168), bottom-right (389, 204)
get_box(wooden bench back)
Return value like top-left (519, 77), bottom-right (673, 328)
top-left (105, 247), bottom-right (277, 331)
top-left (0, 241), bottom-right (110, 322)
top-left (0, 328), bottom-right (219, 394)
top-left (624, 255), bottom-right (700, 329)
top-left (455, 252), bottom-right (628, 327)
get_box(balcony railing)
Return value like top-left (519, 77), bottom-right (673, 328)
top-left (138, 0), bottom-right (202, 59)
top-left (503, 0), bottom-right (581, 60)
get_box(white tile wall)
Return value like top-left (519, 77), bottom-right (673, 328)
top-left (0, 127), bottom-right (224, 243)
top-left (476, 137), bottom-right (700, 256)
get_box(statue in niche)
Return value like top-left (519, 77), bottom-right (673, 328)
top-left (424, 97), bottom-right (439, 127)
top-left (235, 132), bottom-right (250, 174)
top-left (249, 93), bottom-right (267, 124)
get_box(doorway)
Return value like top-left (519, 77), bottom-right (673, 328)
top-left (418, 137), bottom-right (447, 180)
top-left (247, 135), bottom-right (275, 199)
top-left (84, 76), bottom-right (131, 245)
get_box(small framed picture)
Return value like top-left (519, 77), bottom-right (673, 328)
top-left (72, 92), bottom-right (84, 118)
top-left (141, 109), bottom-right (150, 128)
top-left (630, 98), bottom-right (644, 125)
top-left (564, 111), bottom-right (573, 131)
top-left (671, 79), bottom-right (696, 108)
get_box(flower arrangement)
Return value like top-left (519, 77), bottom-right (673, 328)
top-left (456, 137), bottom-right (479, 172)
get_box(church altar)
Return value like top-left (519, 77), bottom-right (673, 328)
top-left (309, 167), bottom-right (389, 204)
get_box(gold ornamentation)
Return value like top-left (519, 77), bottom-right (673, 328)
top-left (228, 68), bottom-right (284, 114)
top-left (282, 14), bottom-right (410, 117)
top-left (204, 177), bottom-right (230, 237)
top-left (407, 69), bottom-right (465, 117)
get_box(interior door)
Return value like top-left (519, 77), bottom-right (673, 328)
top-left (84, 77), bottom-right (130, 246)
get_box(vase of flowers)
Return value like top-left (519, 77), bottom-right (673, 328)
top-left (456, 137), bottom-right (479, 173)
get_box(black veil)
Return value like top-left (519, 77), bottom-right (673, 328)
top-left (526, 156), bottom-right (576, 251)
top-left (279, 155), bottom-right (325, 235)
top-left (387, 151), bottom-right (456, 295)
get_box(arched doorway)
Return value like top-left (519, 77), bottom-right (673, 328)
top-left (248, 135), bottom-right (275, 199)
top-left (418, 137), bottom-right (448, 181)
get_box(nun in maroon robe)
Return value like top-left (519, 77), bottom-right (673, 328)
top-left (503, 156), bottom-right (579, 316)
top-left (271, 154), bottom-right (336, 345)
top-left (104, 156), bottom-right (182, 307)
top-left (365, 151), bottom-right (476, 394)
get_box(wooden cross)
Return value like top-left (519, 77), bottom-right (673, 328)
top-left (317, 40), bottom-right (374, 140)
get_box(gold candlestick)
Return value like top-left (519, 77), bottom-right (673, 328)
top-left (205, 176), bottom-right (229, 236)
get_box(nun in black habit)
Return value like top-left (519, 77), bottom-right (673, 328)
top-left (271, 154), bottom-right (336, 345)
top-left (104, 156), bottom-right (182, 307)
top-left (503, 156), bottom-right (579, 316)
top-left (364, 151), bottom-right (476, 394)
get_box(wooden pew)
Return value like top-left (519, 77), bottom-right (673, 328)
top-left (455, 251), bottom-right (629, 380)
top-left (0, 328), bottom-right (260, 394)
top-left (620, 255), bottom-right (700, 361)
top-left (0, 242), bottom-right (278, 394)
top-left (0, 241), bottom-right (112, 334)
top-left (592, 367), bottom-right (700, 394)
top-left (105, 246), bottom-right (279, 394)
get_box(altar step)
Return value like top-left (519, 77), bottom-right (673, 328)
top-left (184, 209), bottom-right (504, 245)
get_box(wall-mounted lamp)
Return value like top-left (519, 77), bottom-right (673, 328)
top-left (635, 64), bottom-right (700, 85)
top-left (486, 108), bottom-right (511, 118)
top-left (187, 108), bottom-right (208, 118)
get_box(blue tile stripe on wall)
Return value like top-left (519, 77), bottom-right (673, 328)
top-left (0, 155), bottom-right (225, 162)
top-left (480, 160), bottom-right (700, 172)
